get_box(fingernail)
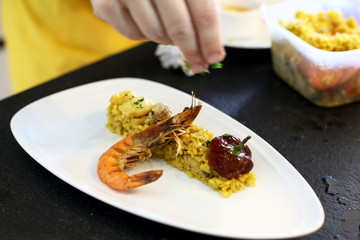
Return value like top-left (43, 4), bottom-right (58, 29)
top-left (190, 64), bottom-right (205, 73)
top-left (207, 52), bottom-right (224, 64)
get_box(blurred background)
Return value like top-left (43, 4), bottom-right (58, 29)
top-left (0, 1), bottom-right (12, 100)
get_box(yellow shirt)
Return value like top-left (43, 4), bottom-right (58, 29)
top-left (2, 0), bottom-right (142, 93)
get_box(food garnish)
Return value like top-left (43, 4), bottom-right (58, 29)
top-left (209, 134), bottom-right (253, 178)
top-left (184, 62), bottom-right (223, 74)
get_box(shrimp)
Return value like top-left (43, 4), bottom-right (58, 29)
top-left (97, 97), bottom-right (202, 190)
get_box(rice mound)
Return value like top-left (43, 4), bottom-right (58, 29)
top-left (106, 90), bottom-right (153, 137)
top-left (106, 91), bottom-right (255, 197)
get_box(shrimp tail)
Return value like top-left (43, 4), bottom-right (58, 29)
top-left (126, 170), bottom-right (163, 189)
top-left (97, 152), bottom-right (163, 190)
top-left (97, 143), bottom-right (163, 190)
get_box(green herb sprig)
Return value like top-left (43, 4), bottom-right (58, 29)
top-left (133, 97), bottom-right (144, 105)
top-left (203, 63), bottom-right (223, 73)
top-left (184, 62), bottom-right (223, 74)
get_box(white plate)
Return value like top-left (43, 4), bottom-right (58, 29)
top-left (11, 78), bottom-right (324, 239)
top-left (223, 33), bottom-right (272, 49)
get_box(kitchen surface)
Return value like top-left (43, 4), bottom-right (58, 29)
top-left (1, 42), bottom-right (360, 239)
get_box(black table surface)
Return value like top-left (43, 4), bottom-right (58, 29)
top-left (1, 42), bottom-right (359, 240)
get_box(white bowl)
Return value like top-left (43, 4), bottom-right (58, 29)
top-left (216, 0), bottom-right (268, 41)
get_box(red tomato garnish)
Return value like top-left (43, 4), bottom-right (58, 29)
top-left (208, 134), bottom-right (253, 178)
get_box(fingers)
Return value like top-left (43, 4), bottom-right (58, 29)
top-left (91, 0), bottom-right (146, 40)
top-left (115, 3), bottom-right (146, 40)
top-left (154, 0), bottom-right (225, 72)
top-left (125, 0), bottom-right (173, 45)
top-left (90, 0), bottom-right (225, 73)
top-left (153, 0), bottom-right (207, 73)
top-left (186, 0), bottom-right (225, 64)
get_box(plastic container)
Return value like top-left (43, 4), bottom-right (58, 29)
top-left (262, 0), bottom-right (360, 107)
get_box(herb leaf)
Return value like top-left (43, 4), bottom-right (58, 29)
top-left (183, 61), bottom-right (223, 74)
top-left (210, 62), bottom-right (223, 69)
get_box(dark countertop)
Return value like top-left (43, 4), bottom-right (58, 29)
top-left (1, 42), bottom-right (359, 240)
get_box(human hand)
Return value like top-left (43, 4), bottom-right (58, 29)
top-left (90, 0), bottom-right (225, 73)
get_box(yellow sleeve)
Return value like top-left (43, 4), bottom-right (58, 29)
top-left (2, 0), bottom-right (143, 93)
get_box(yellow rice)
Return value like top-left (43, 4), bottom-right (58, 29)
top-left (280, 10), bottom-right (360, 51)
top-left (106, 90), bottom-right (153, 137)
top-left (106, 91), bottom-right (256, 197)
